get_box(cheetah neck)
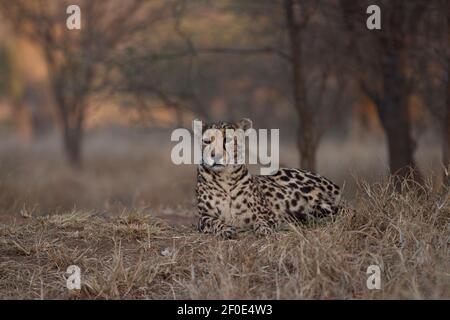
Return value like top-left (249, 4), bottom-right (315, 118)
top-left (199, 165), bottom-right (252, 191)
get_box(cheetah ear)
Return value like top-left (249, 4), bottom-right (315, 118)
top-left (239, 118), bottom-right (252, 131)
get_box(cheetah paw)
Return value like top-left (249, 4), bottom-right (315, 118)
top-left (219, 226), bottom-right (237, 240)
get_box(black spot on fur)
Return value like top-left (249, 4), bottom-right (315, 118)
top-left (285, 170), bottom-right (295, 178)
top-left (300, 186), bottom-right (312, 194)
top-left (306, 174), bottom-right (321, 183)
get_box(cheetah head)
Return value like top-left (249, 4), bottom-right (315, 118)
top-left (193, 118), bottom-right (253, 172)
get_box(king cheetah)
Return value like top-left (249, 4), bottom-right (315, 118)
top-left (195, 118), bottom-right (342, 239)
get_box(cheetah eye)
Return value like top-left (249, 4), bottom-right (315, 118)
top-left (203, 139), bottom-right (212, 145)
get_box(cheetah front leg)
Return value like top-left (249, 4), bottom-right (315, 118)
top-left (197, 214), bottom-right (237, 239)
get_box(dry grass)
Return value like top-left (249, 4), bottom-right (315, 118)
top-left (0, 176), bottom-right (448, 299)
top-left (0, 130), bottom-right (448, 299)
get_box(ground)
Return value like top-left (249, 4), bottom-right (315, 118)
top-left (0, 177), bottom-right (448, 299)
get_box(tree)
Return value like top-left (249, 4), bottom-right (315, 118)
top-left (0, 0), bottom-right (171, 167)
top-left (416, 0), bottom-right (449, 185)
top-left (284, 0), bottom-right (349, 171)
top-left (284, 0), bottom-right (315, 171)
top-left (341, 0), bottom-right (427, 180)
top-left (166, 0), bottom-right (350, 171)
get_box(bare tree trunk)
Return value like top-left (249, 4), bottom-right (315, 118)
top-left (284, 0), bottom-right (316, 172)
top-left (54, 85), bottom-right (85, 169)
top-left (292, 41), bottom-right (316, 172)
top-left (376, 50), bottom-right (419, 180)
top-left (62, 117), bottom-right (83, 169)
top-left (379, 101), bottom-right (416, 178)
top-left (298, 132), bottom-right (317, 172)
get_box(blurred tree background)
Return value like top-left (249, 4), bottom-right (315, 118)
top-left (0, 0), bottom-right (448, 185)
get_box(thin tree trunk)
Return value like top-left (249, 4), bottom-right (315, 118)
top-left (62, 120), bottom-right (83, 169)
top-left (381, 104), bottom-right (416, 177)
top-left (54, 89), bottom-right (85, 169)
top-left (293, 46), bottom-right (316, 172)
top-left (285, 0), bottom-right (316, 172)
top-left (298, 133), bottom-right (317, 172)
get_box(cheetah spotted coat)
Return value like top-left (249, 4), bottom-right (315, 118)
top-left (195, 120), bottom-right (342, 239)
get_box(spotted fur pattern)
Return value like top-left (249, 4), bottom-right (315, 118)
top-left (195, 119), bottom-right (342, 239)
